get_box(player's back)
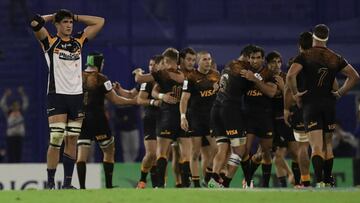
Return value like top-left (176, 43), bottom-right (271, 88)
top-left (294, 47), bottom-right (348, 102)
top-left (83, 71), bottom-right (110, 113)
top-left (216, 60), bottom-right (252, 104)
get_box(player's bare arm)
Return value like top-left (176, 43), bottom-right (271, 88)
top-left (77, 14), bottom-right (105, 40)
top-left (105, 90), bottom-right (137, 105)
top-left (179, 91), bottom-right (191, 131)
top-left (137, 89), bottom-right (161, 107)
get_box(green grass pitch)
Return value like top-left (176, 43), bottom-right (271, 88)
top-left (1, 188), bottom-right (360, 203)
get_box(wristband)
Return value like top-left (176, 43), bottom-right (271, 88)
top-left (254, 73), bottom-right (263, 81)
top-left (181, 113), bottom-right (186, 119)
top-left (150, 99), bottom-right (155, 106)
top-left (158, 93), bottom-right (164, 100)
top-left (31, 14), bottom-right (45, 32)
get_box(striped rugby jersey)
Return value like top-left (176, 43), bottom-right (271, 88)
top-left (40, 31), bottom-right (87, 95)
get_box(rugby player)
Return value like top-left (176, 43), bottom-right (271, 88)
top-left (287, 24), bottom-right (359, 187)
top-left (76, 52), bottom-right (136, 189)
top-left (136, 56), bottom-right (163, 189)
top-left (208, 60), bottom-right (253, 188)
top-left (30, 9), bottom-right (104, 189)
top-left (240, 46), bottom-right (277, 188)
top-left (267, 51), bottom-right (300, 187)
top-left (180, 51), bottom-right (219, 187)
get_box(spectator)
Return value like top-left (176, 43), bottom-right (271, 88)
top-left (0, 87), bottom-right (28, 162)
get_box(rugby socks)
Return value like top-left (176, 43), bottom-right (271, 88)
top-left (261, 163), bottom-right (272, 188)
top-left (311, 155), bottom-right (324, 183)
top-left (204, 167), bottom-right (213, 184)
top-left (156, 157), bottom-right (167, 187)
top-left (180, 161), bottom-right (191, 187)
top-left (47, 168), bottom-right (56, 188)
top-left (248, 160), bottom-right (260, 186)
top-left (63, 153), bottom-right (75, 187)
top-left (222, 176), bottom-right (232, 188)
top-left (323, 158), bottom-right (333, 184)
top-left (240, 158), bottom-right (251, 185)
top-left (150, 165), bottom-right (158, 188)
top-left (76, 162), bottom-right (86, 189)
top-left (139, 167), bottom-right (148, 183)
top-left (212, 173), bottom-right (221, 183)
top-left (103, 162), bottom-right (114, 188)
top-left (192, 176), bottom-right (201, 188)
top-left (301, 174), bottom-right (311, 187)
top-left (219, 172), bottom-right (226, 180)
top-left (278, 176), bottom-right (287, 187)
top-left (291, 162), bottom-right (301, 185)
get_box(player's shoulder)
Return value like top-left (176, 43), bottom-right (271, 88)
top-left (260, 67), bottom-right (275, 82)
top-left (97, 73), bottom-right (109, 82)
top-left (73, 31), bottom-right (85, 39)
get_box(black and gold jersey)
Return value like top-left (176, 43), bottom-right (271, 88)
top-left (244, 66), bottom-right (275, 113)
top-left (216, 60), bottom-right (253, 104)
top-left (294, 46), bottom-right (348, 102)
top-left (152, 69), bottom-right (183, 111)
top-left (40, 31), bottom-right (87, 95)
top-left (139, 82), bottom-right (159, 116)
top-left (82, 71), bottom-right (112, 113)
top-left (183, 69), bottom-right (220, 113)
top-left (272, 72), bottom-right (287, 118)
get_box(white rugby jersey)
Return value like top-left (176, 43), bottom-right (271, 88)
top-left (40, 31), bottom-right (87, 95)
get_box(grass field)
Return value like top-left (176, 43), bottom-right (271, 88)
top-left (1, 188), bottom-right (360, 203)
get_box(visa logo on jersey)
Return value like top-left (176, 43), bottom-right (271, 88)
top-left (247, 89), bottom-right (263, 97)
top-left (200, 89), bottom-right (216, 97)
top-left (226, 129), bottom-right (238, 136)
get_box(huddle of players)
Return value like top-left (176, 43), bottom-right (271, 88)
top-left (31, 9), bottom-right (358, 190)
top-left (133, 24), bottom-right (359, 189)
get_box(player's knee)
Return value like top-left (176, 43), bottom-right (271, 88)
top-left (228, 153), bottom-right (241, 166)
top-left (191, 149), bottom-right (201, 160)
top-left (146, 151), bottom-right (157, 161)
top-left (230, 137), bottom-right (246, 147)
top-left (49, 122), bottom-right (66, 149)
top-left (66, 121), bottom-right (82, 137)
top-left (99, 137), bottom-right (115, 149)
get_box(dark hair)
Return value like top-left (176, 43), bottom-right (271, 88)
top-left (153, 55), bottom-right (164, 65)
top-left (265, 51), bottom-right (282, 63)
top-left (162, 47), bottom-right (179, 62)
top-left (313, 24), bottom-right (329, 40)
top-left (240, 44), bottom-right (256, 57)
top-left (54, 9), bottom-right (73, 23)
top-left (298, 31), bottom-right (313, 50)
top-left (179, 47), bottom-right (196, 59)
top-left (249, 45), bottom-right (265, 57)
